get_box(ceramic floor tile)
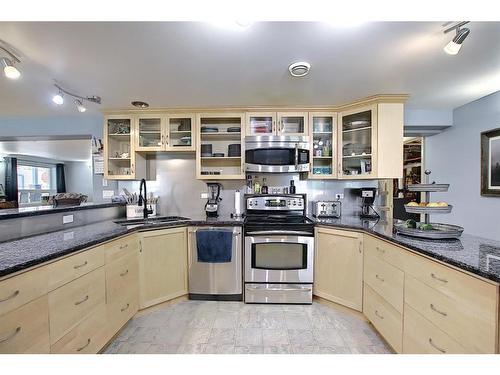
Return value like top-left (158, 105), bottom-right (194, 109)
top-left (238, 312), bottom-right (262, 328)
top-left (208, 328), bottom-right (236, 345)
top-left (204, 344), bottom-right (236, 354)
top-left (260, 312), bottom-right (286, 329)
top-left (116, 342), bottom-right (152, 354)
top-left (235, 328), bottom-right (263, 346)
top-left (213, 312), bottom-right (239, 329)
top-left (181, 328), bottom-right (211, 345)
top-left (177, 343), bottom-right (207, 354)
top-left (188, 314), bottom-right (216, 329)
top-left (313, 329), bottom-right (345, 346)
top-left (291, 345), bottom-right (321, 354)
top-left (234, 346), bottom-right (264, 354)
top-left (146, 344), bottom-right (180, 354)
top-left (288, 329), bottom-right (316, 346)
top-left (263, 345), bottom-right (292, 354)
top-left (153, 326), bottom-right (187, 345)
top-left (317, 346), bottom-right (352, 354)
top-left (285, 315), bottom-right (312, 330)
top-left (262, 329), bottom-right (289, 346)
top-left (127, 326), bottom-right (158, 343)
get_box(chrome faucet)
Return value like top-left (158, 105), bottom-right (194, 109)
top-left (138, 178), bottom-right (153, 219)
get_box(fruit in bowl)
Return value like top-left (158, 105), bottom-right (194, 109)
top-left (406, 201), bottom-right (419, 207)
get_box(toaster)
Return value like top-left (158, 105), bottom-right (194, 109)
top-left (312, 201), bottom-right (342, 218)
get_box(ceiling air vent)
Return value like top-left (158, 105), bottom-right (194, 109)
top-left (288, 61), bottom-right (311, 77)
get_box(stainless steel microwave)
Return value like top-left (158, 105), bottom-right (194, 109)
top-left (245, 136), bottom-right (310, 173)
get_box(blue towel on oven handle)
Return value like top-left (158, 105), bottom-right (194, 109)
top-left (196, 229), bottom-right (233, 263)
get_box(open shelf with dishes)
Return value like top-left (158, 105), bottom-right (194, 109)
top-left (309, 112), bottom-right (337, 179)
top-left (197, 114), bottom-right (245, 179)
top-left (395, 170), bottom-right (464, 239)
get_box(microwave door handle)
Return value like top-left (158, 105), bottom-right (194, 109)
top-left (294, 143), bottom-right (299, 170)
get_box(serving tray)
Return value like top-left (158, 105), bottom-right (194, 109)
top-left (404, 204), bottom-right (453, 214)
top-left (395, 222), bottom-right (464, 239)
top-left (407, 183), bottom-right (449, 192)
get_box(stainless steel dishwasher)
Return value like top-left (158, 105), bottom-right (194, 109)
top-left (187, 226), bottom-right (242, 301)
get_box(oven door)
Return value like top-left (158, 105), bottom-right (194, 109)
top-left (244, 232), bottom-right (314, 283)
top-left (245, 143), bottom-right (310, 173)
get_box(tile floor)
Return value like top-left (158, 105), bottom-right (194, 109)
top-left (104, 300), bottom-right (393, 354)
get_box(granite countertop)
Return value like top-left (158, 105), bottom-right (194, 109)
top-left (1, 213), bottom-right (500, 284)
top-left (0, 202), bottom-right (126, 220)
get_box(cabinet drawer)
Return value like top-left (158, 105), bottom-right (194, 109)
top-left (106, 286), bottom-right (138, 335)
top-left (403, 251), bottom-right (498, 315)
top-left (403, 304), bottom-right (467, 354)
top-left (48, 246), bottom-right (104, 291)
top-left (104, 235), bottom-right (139, 264)
top-left (363, 284), bottom-right (402, 353)
top-left (0, 296), bottom-right (50, 353)
top-left (364, 253), bottom-right (404, 313)
top-left (405, 275), bottom-right (496, 353)
top-left (51, 303), bottom-right (107, 354)
top-left (0, 265), bottom-right (49, 317)
top-left (49, 267), bottom-right (105, 344)
top-left (364, 234), bottom-right (407, 270)
top-left (106, 252), bottom-right (139, 304)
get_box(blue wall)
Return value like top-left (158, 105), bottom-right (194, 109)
top-left (426, 91), bottom-right (500, 240)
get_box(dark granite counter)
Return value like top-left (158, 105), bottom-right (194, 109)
top-left (0, 202), bottom-right (126, 220)
top-left (1, 214), bottom-right (500, 284)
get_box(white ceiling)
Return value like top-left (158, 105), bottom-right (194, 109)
top-left (0, 139), bottom-right (92, 161)
top-left (0, 21), bottom-right (499, 116)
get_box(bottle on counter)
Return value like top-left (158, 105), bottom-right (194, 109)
top-left (246, 174), bottom-right (254, 194)
top-left (253, 176), bottom-right (261, 194)
top-left (289, 180), bottom-right (296, 194)
top-left (261, 178), bottom-right (268, 194)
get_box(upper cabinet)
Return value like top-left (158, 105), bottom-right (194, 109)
top-left (165, 114), bottom-right (196, 152)
top-left (104, 115), bottom-right (146, 180)
top-left (135, 115), bottom-right (164, 152)
top-left (309, 112), bottom-right (337, 179)
top-left (246, 111), bottom-right (308, 136)
top-left (196, 113), bottom-right (245, 180)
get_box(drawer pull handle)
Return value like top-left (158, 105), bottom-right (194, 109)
top-left (0, 290), bottom-right (19, 303)
top-left (374, 310), bottom-right (384, 319)
top-left (376, 246), bottom-right (385, 254)
top-left (430, 273), bottom-right (448, 283)
top-left (76, 338), bottom-right (91, 352)
top-left (375, 274), bottom-right (385, 282)
top-left (73, 261), bottom-right (88, 269)
top-left (428, 338), bottom-right (446, 353)
top-left (74, 295), bottom-right (89, 306)
top-left (0, 326), bottom-right (21, 343)
top-left (121, 303), bottom-right (130, 312)
top-left (120, 269), bottom-right (129, 277)
top-left (430, 304), bottom-right (448, 317)
top-left (119, 244), bottom-right (129, 250)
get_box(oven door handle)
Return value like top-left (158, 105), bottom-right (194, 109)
top-left (246, 286), bottom-right (312, 292)
top-left (246, 230), bottom-right (312, 236)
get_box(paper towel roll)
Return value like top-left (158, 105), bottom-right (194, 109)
top-left (234, 190), bottom-right (241, 216)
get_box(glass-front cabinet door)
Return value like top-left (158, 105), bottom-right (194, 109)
top-left (277, 112), bottom-right (308, 136)
top-left (246, 112), bottom-right (276, 136)
top-left (105, 116), bottom-right (137, 179)
top-left (309, 112), bottom-right (337, 179)
top-left (165, 114), bottom-right (196, 151)
top-left (338, 105), bottom-right (376, 179)
top-left (135, 115), bottom-right (164, 152)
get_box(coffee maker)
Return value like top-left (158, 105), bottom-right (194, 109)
top-left (205, 183), bottom-right (222, 217)
top-left (356, 187), bottom-right (379, 219)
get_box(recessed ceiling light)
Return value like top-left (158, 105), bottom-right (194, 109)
top-left (131, 101), bottom-right (149, 108)
top-left (288, 62), bottom-right (311, 77)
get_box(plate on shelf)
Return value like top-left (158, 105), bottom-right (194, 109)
top-left (404, 204), bottom-right (453, 214)
top-left (180, 136), bottom-right (191, 144)
top-left (395, 222), bottom-right (464, 239)
top-left (201, 127), bottom-right (219, 133)
top-left (407, 183), bottom-right (449, 192)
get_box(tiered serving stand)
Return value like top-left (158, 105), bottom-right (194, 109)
top-left (395, 170), bottom-right (464, 239)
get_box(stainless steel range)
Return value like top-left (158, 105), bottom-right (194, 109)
top-left (244, 194), bottom-right (314, 304)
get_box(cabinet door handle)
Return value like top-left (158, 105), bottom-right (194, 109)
top-left (430, 303), bottom-right (448, 317)
top-left (358, 241), bottom-right (362, 253)
top-left (119, 244), bottom-right (128, 250)
top-left (428, 338), bottom-right (446, 353)
top-left (374, 310), bottom-right (384, 320)
top-left (375, 274), bottom-right (385, 282)
top-left (430, 273), bottom-right (448, 283)
top-left (73, 261), bottom-right (88, 270)
top-left (74, 295), bottom-right (89, 306)
top-left (120, 269), bottom-right (129, 277)
top-left (76, 338), bottom-right (91, 352)
top-left (0, 290), bottom-right (19, 303)
top-left (0, 326), bottom-right (21, 343)
top-left (121, 303), bottom-right (130, 312)
top-left (376, 246), bottom-right (385, 254)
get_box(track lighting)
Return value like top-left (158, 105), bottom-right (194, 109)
top-left (0, 42), bottom-right (22, 80)
top-left (52, 83), bottom-right (101, 113)
top-left (443, 22), bottom-right (471, 55)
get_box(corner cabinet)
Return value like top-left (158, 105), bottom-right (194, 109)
top-left (104, 115), bottom-right (146, 180)
top-left (196, 113), bottom-right (245, 180)
top-left (246, 111), bottom-right (309, 136)
top-left (338, 102), bottom-right (403, 179)
top-left (309, 112), bottom-right (337, 179)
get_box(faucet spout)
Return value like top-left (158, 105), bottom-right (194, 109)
top-left (138, 178), bottom-right (153, 219)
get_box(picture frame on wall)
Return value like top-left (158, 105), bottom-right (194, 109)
top-left (481, 127), bottom-right (500, 196)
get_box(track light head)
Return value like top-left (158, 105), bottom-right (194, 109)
top-left (75, 99), bottom-right (86, 113)
top-left (1, 57), bottom-right (21, 79)
top-left (52, 91), bottom-right (64, 105)
top-left (444, 27), bottom-right (470, 55)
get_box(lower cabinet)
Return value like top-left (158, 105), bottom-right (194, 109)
top-left (139, 227), bottom-right (188, 309)
top-left (314, 227), bottom-right (363, 311)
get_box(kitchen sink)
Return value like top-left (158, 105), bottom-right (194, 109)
top-left (114, 216), bottom-right (191, 226)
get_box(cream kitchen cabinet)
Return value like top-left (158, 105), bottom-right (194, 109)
top-left (246, 111), bottom-right (309, 136)
top-left (338, 102), bottom-right (403, 179)
top-left (314, 227), bottom-right (363, 311)
top-left (138, 227), bottom-right (188, 309)
top-left (309, 112), bottom-right (337, 179)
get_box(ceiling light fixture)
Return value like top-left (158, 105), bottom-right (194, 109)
top-left (51, 83), bottom-right (101, 112)
top-left (0, 43), bottom-right (22, 80)
top-left (288, 61), bottom-right (311, 77)
top-left (131, 101), bottom-right (149, 108)
top-left (443, 21), bottom-right (471, 55)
